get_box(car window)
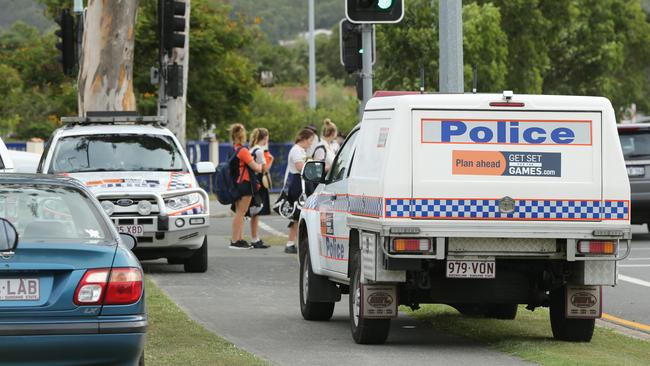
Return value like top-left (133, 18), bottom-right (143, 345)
top-left (37, 135), bottom-right (54, 173)
top-left (0, 184), bottom-right (110, 243)
top-left (619, 131), bottom-right (650, 159)
top-left (49, 134), bottom-right (188, 173)
top-left (327, 129), bottom-right (359, 183)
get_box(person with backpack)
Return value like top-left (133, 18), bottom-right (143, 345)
top-left (229, 123), bottom-right (265, 250)
top-left (248, 128), bottom-right (273, 249)
top-left (283, 128), bottom-right (316, 254)
top-left (312, 119), bottom-right (338, 172)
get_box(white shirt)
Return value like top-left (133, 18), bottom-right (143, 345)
top-left (250, 145), bottom-right (266, 165)
top-left (312, 140), bottom-right (335, 169)
top-left (286, 144), bottom-right (307, 175)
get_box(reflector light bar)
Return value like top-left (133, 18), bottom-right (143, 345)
top-left (489, 102), bottom-right (525, 107)
top-left (391, 238), bottom-right (431, 253)
top-left (577, 240), bottom-right (616, 255)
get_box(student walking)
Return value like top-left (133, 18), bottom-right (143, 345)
top-left (229, 124), bottom-right (264, 250)
top-left (248, 128), bottom-right (273, 249)
top-left (283, 128), bottom-right (316, 254)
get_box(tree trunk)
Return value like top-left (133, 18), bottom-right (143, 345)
top-left (78, 0), bottom-right (139, 116)
top-left (164, 0), bottom-right (190, 147)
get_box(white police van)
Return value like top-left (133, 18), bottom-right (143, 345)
top-left (38, 113), bottom-right (215, 272)
top-left (298, 92), bottom-right (631, 344)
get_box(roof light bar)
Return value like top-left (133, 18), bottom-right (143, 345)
top-left (61, 113), bottom-right (167, 126)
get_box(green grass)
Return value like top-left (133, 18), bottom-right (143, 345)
top-left (145, 278), bottom-right (268, 366)
top-left (406, 304), bottom-right (650, 366)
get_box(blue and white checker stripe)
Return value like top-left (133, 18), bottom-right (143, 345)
top-left (385, 198), bottom-right (628, 221)
top-left (303, 194), bottom-right (383, 217)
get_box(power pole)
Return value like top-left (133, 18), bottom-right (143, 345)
top-left (439, 0), bottom-right (464, 93)
top-left (77, 0), bottom-right (139, 116)
top-left (360, 24), bottom-right (373, 110)
top-left (165, 0), bottom-right (190, 147)
top-left (308, 0), bottom-right (316, 109)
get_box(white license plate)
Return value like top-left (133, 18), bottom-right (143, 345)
top-left (627, 166), bottom-right (645, 177)
top-left (0, 278), bottom-right (40, 301)
top-left (446, 259), bottom-right (496, 279)
top-left (117, 225), bottom-right (144, 236)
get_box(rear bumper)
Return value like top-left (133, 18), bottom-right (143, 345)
top-left (0, 316), bottom-right (146, 366)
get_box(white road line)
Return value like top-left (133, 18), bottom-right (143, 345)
top-left (631, 248), bottom-right (650, 251)
top-left (619, 264), bottom-right (650, 268)
top-left (628, 257), bottom-right (650, 261)
top-left (259, 221), bottom-right (288, 238)
top-left (619, 274), bottom-right (650, 288)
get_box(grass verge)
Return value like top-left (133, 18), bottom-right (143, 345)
top-left (145, 277), bottom-right (268, 366)
top-left (261, 235), bottom-right (288, 246)
top-left (406, 304), bottom-right (650, 366)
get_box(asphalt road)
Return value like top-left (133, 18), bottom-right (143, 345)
top-left (603, 225), bottom-right (650, 327)
top-left (144, 215), bottom-right (529, 366)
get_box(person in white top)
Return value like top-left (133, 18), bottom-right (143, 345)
top-left (247, 127), bottom-right (273, 249)
top-left (283, 128), bottom-right (316, 254)
top-left (312, 119), bottom-right (338, 172)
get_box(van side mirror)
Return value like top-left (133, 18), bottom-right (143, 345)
top-left (0, 218), bottom-right (19, 253)
top-left (194, 161), bottom-right (216, 175)
top-left (302, 161), bottom-right (326, 183)
top-left (119, 233), bottom-right (138, 251)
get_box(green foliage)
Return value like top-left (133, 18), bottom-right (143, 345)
top-left (0, 0), bottom-right (52, 33)
top-left (0, 21), bottom-right (76, 139)
top-left (135, 0), bottom-right (257, 139)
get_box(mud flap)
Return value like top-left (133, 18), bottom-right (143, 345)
top-left (566, 285), bottom-right (602, 319)
top-left (360, 284), bottom-right (398, 319)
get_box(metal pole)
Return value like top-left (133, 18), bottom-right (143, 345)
top-left (308, 0), bottom-right (317, 109)
top-left (361, 23), bottom-right (373, 112)
top-left (439, 0), bottom-right (463, 93)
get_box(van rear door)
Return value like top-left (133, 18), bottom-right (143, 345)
top-left (405, 109), bottom-right (602, 222)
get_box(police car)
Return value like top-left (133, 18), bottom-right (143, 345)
top-left (37, 112), bottom-right (215, 272)
top-left (298, 92), bottom-right (631, 344)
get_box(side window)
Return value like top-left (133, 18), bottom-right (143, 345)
top-left (38, 135), bottom-right (54, 173)
top-left (327, 129), bottom-right (359, 183)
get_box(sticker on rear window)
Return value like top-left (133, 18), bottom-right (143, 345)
top-left (452, 150), bottom-right (561, 177)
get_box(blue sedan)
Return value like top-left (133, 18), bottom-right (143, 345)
top-left (0, 174), bottom-right (146, 366)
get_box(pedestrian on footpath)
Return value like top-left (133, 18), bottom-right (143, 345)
top-left (283, 128), bottom-right (316, 254)
top-left (248, 127), bottom-right (273, 249)
top-left (229, 123), bottom-right (265, 250)
top-left (304, 124), bottom-right (320, 157)
top-left (312, 119), bottom-right (338, 172)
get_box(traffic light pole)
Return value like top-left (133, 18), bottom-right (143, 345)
top-left (360, 23), bottom-right (373, 114)
top-left (308, 0), bottom-right (317, 109)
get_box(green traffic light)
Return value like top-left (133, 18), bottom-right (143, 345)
top-left (377, 0), bottom-right (393, 10)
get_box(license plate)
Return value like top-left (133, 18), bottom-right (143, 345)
top-left (0, 278), bottom-right (40, 301)
top-left (446, 259), bottom-right (495, 279)
top-left (117, 225), bottom-right (144, 236)
top-left (627, 166), bottom-right (645, 177)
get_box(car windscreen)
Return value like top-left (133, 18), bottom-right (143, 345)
top-left (619, 130), bottom-right (650, 159)
top-left (0, 184), bottom-right (111, 243)
top-left (50, 134), bottom-right (188, 173)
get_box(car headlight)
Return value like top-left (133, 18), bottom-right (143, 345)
top-left (101, 201), bottom-right (115, 216)
top-left (137, 200), bottom-right (152, 216)
top-left (165, 193), bottom-right (202, 212)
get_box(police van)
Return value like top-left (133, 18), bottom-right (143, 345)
top-left (298, 92), bottom-right (631, 344)
top-left (38, 113), bottom-right (215, 272)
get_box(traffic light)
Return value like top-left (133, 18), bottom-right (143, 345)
top-left (345, 0), bottom-right (404, 23)
top-left (159, 0), bottom-right (187, 53)
top-left (55, 9), bottom-right (75, 76)
top-left (340, 20), bottom-right (362, 74)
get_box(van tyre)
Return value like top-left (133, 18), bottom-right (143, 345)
top-left (549, 286), bottom-right (595, 342)
top-left (299, 250), bottom-right (335, 321)
top-left (349, 252), bottom-right (390, 344)
top-left (485, 304), bottom-right (518, 320)
top-left (184, 237), bottom-right (208, 273)
top-left (139, 351), bottom-right (144, 366)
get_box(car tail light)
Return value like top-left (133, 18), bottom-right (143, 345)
top-left (74, 268), bottom-right (143, 306)
top-left (391, 238), bottom-right (431, 253)
top-left (577, 240), bottom-right (617, 255)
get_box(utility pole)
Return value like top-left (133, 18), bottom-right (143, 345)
top-left (308, 0), bottom-right (316, 109)
top-left (165, 0), bottom-right (190, 147)
top-left (439, 0), bottom-right (464, 93)
top-left (360, 23), bottom-right (373, 110)
top-left (77, 0), bottom-right (139, 116)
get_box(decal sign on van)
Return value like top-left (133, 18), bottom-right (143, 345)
top-left (452, 150), bottom-right (561, 177)
top-left (422, 119), bottom-right (592, 146)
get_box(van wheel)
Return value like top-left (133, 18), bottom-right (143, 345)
top-left (138, 351), bottom-right (144, 366)
top-left (549, 286), bottom-right (594, 342)
top-left (349, 252), bottom-right (390, 344)
top-left (299, 250), bottom-right (335, 321)
top-left (485, 304), bottom-right (518, 320)
top-left (184, 237), bottom-right (208, 273)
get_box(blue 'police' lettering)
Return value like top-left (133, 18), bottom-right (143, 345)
top-left (551, 128), bottom-right (575, 144)
top-left (441, 121), bottom-right (466, 142)
top-left (438, 121), bottom-right (580, 145)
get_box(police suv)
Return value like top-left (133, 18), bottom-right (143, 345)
top-left (299, 92), bottom-right (631, 344)
top-left (38, 113), bottom-right (215, 272)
